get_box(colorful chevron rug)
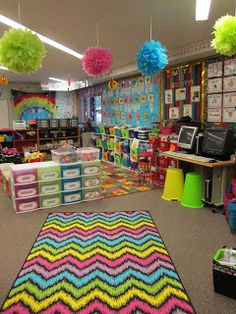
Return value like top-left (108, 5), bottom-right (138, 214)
top-left (1, 211), bottom-right (195, 314)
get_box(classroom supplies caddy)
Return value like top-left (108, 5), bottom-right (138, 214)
top-left (10, 147), bottom-right (101, 213)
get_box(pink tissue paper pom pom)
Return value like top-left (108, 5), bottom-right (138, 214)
top-left (82, 47), bottom-right (113, 77)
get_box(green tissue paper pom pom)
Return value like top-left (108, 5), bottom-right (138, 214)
top-left (211, 15), bottom-right (236, 57)
top-left (0, 28), bottom-right (46, 73)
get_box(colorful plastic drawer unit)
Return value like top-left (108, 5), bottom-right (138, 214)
top-left (62, 189), bottom-right (82, 204)
top-left (83, 187), bottom-right (101, 201)
top-left (82, 175), bottom-right (100, 188)
top-left (13, 196), bottom-right (39, 213)
top-left (13, 181), bottom-right (38, 198)
top-left (39, 180), bottom-right (61, 195)
top-left (40, 193), bottom-right (61, 208)
top-left (61, 177), bottom-right (82, 191)
top-left (77, 147), bottom-right (99, 162)
top-left (11, 164), bottom-right (38, 184)
top-left (61, 163), bottom-right (82, 178)
top-left (82, 162), bottom-right (100, 176)
top-left (37, 163), bottom-right (60, 181)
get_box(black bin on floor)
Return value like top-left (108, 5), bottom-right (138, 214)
top-left (213, 247), bottom-right (236, 299)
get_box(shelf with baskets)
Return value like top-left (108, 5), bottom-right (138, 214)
top-left (0, 129), bottom-right (14, 148)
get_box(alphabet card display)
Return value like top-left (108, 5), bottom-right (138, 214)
top-left (102, 74), bottom-right (159, 127)
top-left (223, 107), bottom-right (236, 122)
top-left (207, 109), bottom-right (222, 122)
top-left (162, 62), bottom-right (203, 122)
top-left (224, 59), bottom-right (236, 76)
top-left (207, 94), bottom-right (222, 108)
top-left (207, 61), bottom-right (222, 78)
top-left (207, 78), bottom-right (222, 93)
top-left (223, 92), bottom-right (236, 108)
top-left (223, 76), bottom-right (236, 92)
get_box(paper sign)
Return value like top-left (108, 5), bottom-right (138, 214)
top-left (136, 112), bottom-right (140, 122)
top-left (191, 86), bottom-right (200, 102)
top-left (128, 111), bottom-right (132, 121)
top-left (223, 76), bottom-right (236, 92)
top-left (208, 62), bottom-right (222, 78)
top-left (148, 94), bottom-right (154, 103)
top-left (207, 109), bottom-right (222, 122)
top-left (224, 59), bottom-right (236, 76)
top-left (165, 89), bottom-right (173, 104)
top-left (207, 94), bottom-right (222, 108)
top-left (175, 88), bottom-right (186, 101)
top-left (223, 92), bottom-right (236, 108)
top-left (144, 112), bottom-right (149, 121)
top-left (169, 107), bottom-right (179, 119)
top-left (140, 95), bottom-right (146, 103)
top-left (183, 104), bottom-right (192, 117)
top-left (145, 76), bottom-right (151, 85)
top-left (134, 96), bottom-right (139, 104)
top-left (208, 78), bottom-right (222, 93)
top-left (223, 107), bottom-right (236, 122)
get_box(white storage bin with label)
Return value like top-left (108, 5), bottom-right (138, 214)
top-left (40, 193), bottom-right (61, 208)
top-left (82, 187), bottom-right (101, 201)
top-left (12, 181), bottom-right (38, 198)
top-left (82, 161), bottom-right (100, 176)
top-left (61, 163), bottom-right (82, 178)
top-left (39, 180), bottom-right (61, 195)
top-left (10, 163), bottom-right (38, 184)
top-left (37, 161), bottom-right (61, 181)
top-left (82, 175), bottom-right (100, 188)
top-left (13, 196), bottom-right (39, 213)
top-left (62, 189), bottom-right (82, 204)
top-left (61, 177), bottom-right (82, 191)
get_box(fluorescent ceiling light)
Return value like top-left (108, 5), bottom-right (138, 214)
top-left (0, 14), bottom-right (83, 59)
top-left (0, 65), bottom-right (9, 70)
top-left (49, 77), bottom-right (67, 83)
top-left (195, 0), bottom-right (212, 21)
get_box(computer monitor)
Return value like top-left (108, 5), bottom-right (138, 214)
top-left (177, 126), bottom-right (198, 150)
top-left (202, 128), bottom-right (236, 158)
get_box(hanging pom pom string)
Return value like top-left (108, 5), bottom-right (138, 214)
top-left (136, 16), bottom-right (168, 75)
top-left (211, 15), bottom-right (236, 57)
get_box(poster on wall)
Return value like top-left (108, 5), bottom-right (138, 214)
top-left (175, 88), bottom-right (186, 101)
top-left (207, 108), bottom-right (222, 122)
top-left (208, 62), bottom-right (222, 78)
top-left (207, 78), bottom-right (222, 93)
top-left (165, 89), bottom-right (173, 104)
top-left (223, 76), bottom-right (236, 92)
top-left (191, 86), bottom-right (200, 102)
top-left (223, 92), bottom-right (236, 107)
top-left (223, 107), bottom-right (236, 122)
top-left (183, 104), bottom-right (192, 117)
top-left (169, 107), bottom-right (179, 119)
top-left (224, 59), bottom-right (236, 76)
top-left (207, 94), bottom-right (222, 108)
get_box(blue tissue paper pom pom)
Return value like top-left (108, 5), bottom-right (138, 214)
top-left (136, 40), bottom-right (168, 75)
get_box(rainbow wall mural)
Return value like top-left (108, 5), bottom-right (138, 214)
top-left (14, 94), bottom-right (56, 120)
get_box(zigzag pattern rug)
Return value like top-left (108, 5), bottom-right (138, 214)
top-left (1, 211), bottom-right (195, 314)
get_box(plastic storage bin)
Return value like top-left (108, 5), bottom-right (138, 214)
top-left (77, 147), bottom-right (99, 162)
top-left (13, 196), bottom-right (39, 213)
top-left (82, 175), bottom-right (100, 188)
top-left (61, 164), bottom-right (82, 178)
top-left (11, 164), bottom-right (38, 184)
top-left (50, 119), bottom-right (59, 128)
top-left (61, 177), bottom-right (82, 191)
top-left (39, 180), bottom-right (61, 195)
top-left (37, 163), bottom-right (60, 181)
top-left (51, 150), bottom-right (78, 164)
top-left (83, 187), bottom-right (101, 201)
top-left (37, 119), bottom-right (49, 129)
top-left (13, 182), bottom-right (38, 198)
top-left (59, 119), bottom-right (69, 128)
top-left (213, 247), bottom-right (236, 299)
top-left (62, 189), bottom-right (82, 204)
top-left (82, 162), bottom-right (100, 176)
top-left (40, 193), bottom-right (61, 208)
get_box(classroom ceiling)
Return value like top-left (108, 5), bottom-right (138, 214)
top-left (0, 0), bottom-right (235, 86)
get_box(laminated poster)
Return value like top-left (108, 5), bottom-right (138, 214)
top-left (165, 89), bottom-right (173, 104)
top-left (191, 86), bottom-right (200, 102)
top-left (224, 59), bottom-right (236, 76)
top-left (175, 88), bottom-right (186, 101)
top-left (169, 107), bottom-right (179, 119)
top-left (183, 104), bottom-right (192, 117)
top-left (223, 76), bottom-right (236, 92)
top-left (207, 62), bottom-right (222, 78)
top-left (223, 92), bottom-right (236, 108)
top-left (148, 94), bottom-right (154, 103)
top-left (207, 109), bottom-right (222, 122)
top-left (207, 78), bottom-right (222, 93)
top-left (223, 107), bottom-right (236, 123)
top-left (140, 95), bottom-right (146, 104)
top-left (207, 94), bottom-right (222, 108)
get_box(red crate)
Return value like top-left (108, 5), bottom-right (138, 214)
top-left (158, 156), bottom-right (169, 168)
top-left (158, 140), bottom-right (170, 152)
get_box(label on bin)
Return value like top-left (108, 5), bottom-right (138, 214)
top-left (63, 169), bottom-right (80, 178)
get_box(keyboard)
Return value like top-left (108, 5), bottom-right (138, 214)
top-left (164, 151), bottom-right (218, 163)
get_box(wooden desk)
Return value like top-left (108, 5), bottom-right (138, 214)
top-left (163, 152), bottom-right (236, 207)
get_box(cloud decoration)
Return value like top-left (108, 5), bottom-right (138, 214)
top-left (0, 28), bottom-right (46, 73)
top-left (136, 40), bottom-right (168, 75)
top-left (82, 46), bottom-right (113, 77)
top-left (211, 15), bottom-right (236, 57)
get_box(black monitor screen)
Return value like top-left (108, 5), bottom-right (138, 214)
top-left (178, 126), bottom-right (198, 149)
